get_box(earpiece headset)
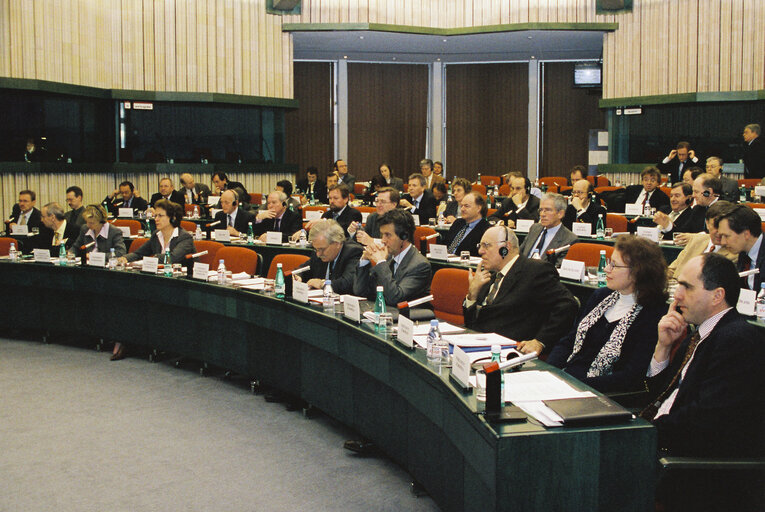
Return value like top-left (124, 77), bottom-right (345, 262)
top-left (498, 225), bottom-right (510, 258)
top-left (524, 178), bottom-right (531, 194)
top-left (685, 196), bottom-right (694, 206)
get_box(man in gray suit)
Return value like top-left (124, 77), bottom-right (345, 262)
top-left (348, 186), bottom-right (399, 243)
top-left (705, 156), bottom-right (739, 203)
top-left (179, 173), bottom-right (212, 205)
top-left (519, 193), bottom-right (577, 266)
top-left (353, 208), bottom-right (431, 306)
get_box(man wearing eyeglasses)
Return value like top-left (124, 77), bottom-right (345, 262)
top-left (463, 225), bottom-right (578, 356)
top-left (293, 219), bottom-right (362, 295)
top-left (562, 179), bottom-right (606, 232)
top-left (347, 187), bottom-right (399, 244)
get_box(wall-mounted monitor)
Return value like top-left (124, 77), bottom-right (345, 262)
top-left (573, 62), bottom-right (602, 88)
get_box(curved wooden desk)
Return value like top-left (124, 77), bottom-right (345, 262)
top-left (0, 261), bottom-right (655, 512)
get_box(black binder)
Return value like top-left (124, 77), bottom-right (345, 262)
top-left (543, 395), bottom-right (633, 426)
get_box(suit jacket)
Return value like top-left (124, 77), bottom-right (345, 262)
top-left (463, 255), bottom-right (578, 352)
top-left (402, 191), bottom-right (438, 226)
top-left (562, 201), bottom-right (607, 232)
top-left (719, 176), bottom-right (740, 203)
top-left (296, 179), bottom-right (328, 204)
top-left (31, 219), bottom-right (82, 256)
top-left (519, 223), bottom-right (578, 266)
top-left (297, 242), bottom-right (363, 295)
top-left (8, 205), bottom-right (43, 230)
top-left (443, 199), bottom-right (460, 219)
top-left (660, 207), bottom-right (702, 239)
top-left (624, 185), bottom-right (671, 212)
top-left (337, 173), bottom-right (355, 191)
top-left (489, 194), bottom-right (540, 224)
top-left (737, 234), bottom-right (765, 291)
top-left (443, 218), bottom-right (489, 256)
top-left (72, 223), bottom-right (127, 257)
top-left (658, 156), bottom-right (700, 184)
top-left (647, 309), bottom-right (765, 456)
top-left (65, 206), bottom-right (86, 228)
top-left (683, 204), bottom-right (712, 234)
top-left (225, 181), bottom-right (248, 197)
top-left (425, 174), bottom-right (445, 189)
top-left (105, 195), bottom-right (149, 214)
top-left (149, 190), bottom-right (186, 208)
top-left (547, 287), bottom-right (667, 393)
top-left (322, 206), bottom-right (363, 237)
top-left (743, 136), bottom-right (765, 179)
top-left (252, 208), bottom-right (303, 242)
top-left (125, 228), bottom-right (195, 264)
top-left (214, 208), bottom-right (255, 235)
top-left (667, 233), bottom-right (738, 280)
top-left (181, 184), bottom-right (212, 205)
top-left (359, 212), bottom-right (382, 239)
top-left (386, 177), bottom-right (404, 192)
top-left (353, 244), bottom-right (432, 306)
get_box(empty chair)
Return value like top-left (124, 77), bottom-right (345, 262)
top-left (413, 226), bottom-right (438, 253)
top-left (249, 193), bottom-right (263, 205)
top-left (499, 184), bottom-right (511, 196)
top-left (480, 175), bottom-right (501, 187)
top-left (587, 176), bottom-right (610, 187)
top-left (738, 179), bottom-right (760, 188)
top-left (606, 213), bottom-right (629, 233)
top-left (539, 176), bottom-right (568, 188)
top-left (215, 246), bottom-right (259, 275)
top-left (192, 240), bottom-right (224, 266)
top-left (126, 237), bottom-right (149, 254)
top-left (267, 253), bottom-right (311, 279)
top-left (565, 242), bottom-right (615, 267)
top-left (302, 205), bottom-right (328, 220)
top-left (180, 220), bottom-right (197, 233)
top-left (111, 219), bottom-right (142, 235)
top-left (0, 237), bottom-right (16, 256)
top-left (354, 183), bottom-right (368, 196)
top-left (431, 268), bottom-right (470, 325)
top-left (471, 183), bottom-right (487, 196)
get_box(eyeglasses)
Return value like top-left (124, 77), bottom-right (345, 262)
top-left (605, 259), bottom-right (630, 270)
top-left (476, 241), bottom-right (505, 250)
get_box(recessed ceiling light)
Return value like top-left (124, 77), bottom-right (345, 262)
top-left (527, 36), bottom-right (533, 40)
top-left (436, 58), bottom-right (441, 61)
top-left (530, 56), bottom-right (536, 59)
top-left (359, 36), bottom-right (364, 39)
top-left (392, 57), bottom-right (397, 60)
top-left (442, 39), bottom-right (447, 42)
top-left (343, 55), bottom-right (348, 59)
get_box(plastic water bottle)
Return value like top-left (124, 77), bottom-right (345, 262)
top-left (426, 320), bottom-right (445, 363)
top-left (322, 279), bottom-right (335, 314)
top-left (194, 224), bottom-right (203, 240)
top-left (597, 250), bottom-right (607, 288)
top-left (373, 285), bottom-right (385, 330)
top-left (59, 244), bottom-right (68, 266)
top-left (756, 283), bottom-right (765, 322)
top-left (144, 220), bottom-right (152, 239)
top-left (739, 186), bottom-right (747, 203)
top-left (193, 205), bottom-right (199, 219)
top-left (108, 248), bottom-right (117, 270)
top-left (163, 249), bottom-right (173, 277)
top-left (491, 344), bottom-right (504, 406)
top-left (247, 222), bottom-right (255, 244)
top-left (596, 214), bottom-right (605, 240)
top-left (274, 263), bottom-right (286, 298)
top-left (217, 259), bottom-right (227, 286)
top-left (298, 229), bottom-right (308, 247)
top-left (8, 242), bottom-right (18, 262)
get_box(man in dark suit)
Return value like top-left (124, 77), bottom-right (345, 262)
top-left (489, 176), bottom-right (540, 227)
top-left (420, 158), bottom-right (445, 190)
top-left (179, 173), bottom-right (212, 205)
top-left (149, 177), bottom-right (185, 207)
top-left (310, 184), bottom-right (362, 238)
top-left (443, 191), bottom-right (489, 257)
top-left (35, 202), bottom-right (81, 256)
top-left (353, 209), bottom-right (431, 306)
top-left (6, 190), bottom-right (43, 244)
top-left (562, 179), bottom-right (607, 232)
top-left (213, 190), bottom-right (255, 237)
top-left (103, 181), bottom-right (149, 215)
top-left (519, 193), bottom-right (578, 265)
top-left (348, 187), bottom-right (399, 243)
top-left (296, 167), bottom-right (328, 204)
top-left (64, 186), bottom-right (86, 228)
top-left (400, 173), bottom-right (437, 226)
top-left (252, 190), bottom-right (303, 242)
top-left (334, 160), bottom-right (356, 191)
top-left (657, 141), bottom-right (701, 184)
top-left (652, 182), bottom-right (697, 239)
top-left (716, 204), bottom-right (764, 291)
top-left (624, 166), bottom-right (671, 212)
top-left (294, 219), bottom-right (362, 295)
top-left (212, 172), bottom-right (248, 197)
top-left (685, 173), bottom-right (722, 233)
top-left (463, 225), bottom-right (578, 356)
top-left (704, 156), bottom-right (739, 202)
top-left (742, 123), bottom-right (765, 179)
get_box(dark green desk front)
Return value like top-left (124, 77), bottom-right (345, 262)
top-left (0, 261), bottom-right (656, 512)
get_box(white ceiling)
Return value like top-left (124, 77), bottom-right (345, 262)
top-left (292, 29), bottom-right (605, 63)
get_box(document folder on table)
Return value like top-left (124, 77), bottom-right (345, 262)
top-left (542, 395), bottom-right (633, 426)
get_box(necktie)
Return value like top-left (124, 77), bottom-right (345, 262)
top-left (740, 254), bottom-right (752, 288)
top-left (19, 213), bottom-right (27, 226)
top-left (639, 330), bottom-right (701, 421)
top-left (389, 258), bottom-right (397, 275)
top-left (448, 224), bottom-right (468, 254)
top-left (228, 214), bottom-right (233, 227)
top-left (274, 218), bottom-right (281, 231)
top-left (642, 191), bottom-right (650, 209)
top-left (485, 272), bottom-right (504, 305)
top-left (532, 228), bottom-right (548, 256)
top-left (126, 198), bottom-right (131, 208)
top-left (53, 232), bottom-right (61, 246)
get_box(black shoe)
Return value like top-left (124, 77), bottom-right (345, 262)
top-left (343, 439), bottom-right (377, 455)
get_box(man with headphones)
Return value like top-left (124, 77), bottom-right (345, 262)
top-left (489, 176), bottom-right (540, 227)
top-left (463, 225), bottom-right (578, 356)
top-left (352, 209), bottom-right (431, 306)
top-left (213, 189), bottom-right (255, 237)
top-left (252, 190), bottom-right (303, 242)
top-left (562, 179), bottom-right (607, 232)
top-left (653, 183), bottom-right (697, 240)
top-left (687, 173), bottom-right (722, 234)
top-left (624, 166), bottom-right (671, 212)
top-left (704, 156), bottom-right (739, 203)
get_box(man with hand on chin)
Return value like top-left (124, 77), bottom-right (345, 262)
top-left (293, 219), bottom-right (362, 295)
top-left (252, 191), bottom-right (302, 243)
top-left (213, 190), bottom-right (254, 237)
top-left (463, 225), bottom-right (577, 355)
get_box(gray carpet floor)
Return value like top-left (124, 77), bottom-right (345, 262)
top-left (0, 338), bottom-right (440, 512)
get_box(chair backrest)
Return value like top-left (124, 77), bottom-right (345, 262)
top-left (111, 219), bottom-right (142, 235)
top-left (487, 208), bottom-right (498, 217)
top-left (183, 203), bottom-right (196, 216)
top-left (0, 237), bottom-right (16, 256)
top-left (499, 184), bottom-right (511, 196)
top-left (357, 206), bottom-right (376, 214)
top-left (431, 268), bottom-right (470, 325)
top-left (587, 175), bottom-right (610, 187)
top-left (558, 186), bottom-right (572, 195)
top-left (216, 246), bottom-right (259, 275)
top-left (471, 183), bottom-right (487, 196)
top-left (659, 186), bottom-right (672, 197)
top-left (192, 240), bottom-right (225, 265)
top-left (180, 220), bottom-right (197, 233)
top-left (606, 213), bottom-right (629, 232)
top-left (565, 242), bottom-right (615, 268)
top-left (480, 175), bottom-right (501, 186)
top-left (413, 226), bottom-right (438, 252)
top-left (249, 193), bottom-right (263, 205)
top-left (743, 202), bottom-right (765, 210)
top-left (267, 253), bottom-right (311, 279)
top-left (302, 205), bottom-right (328, 220)
top-left (543, 185), bottom-right (560, 194)
top-left (595, 186), bottom-right (623, 194)
top-left (127, 237), bottom-right (150, 254)
top-left (402, 183), bottom-right (409, 193)
top-left (354, 183), bottom-right (368, 196)
top-left (539, 176), bottom-right (567, 188)
top-left (738, 179), bottom-right (760, 188)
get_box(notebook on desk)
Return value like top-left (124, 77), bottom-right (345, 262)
top-left (542, 395), bottom-right (633, 426)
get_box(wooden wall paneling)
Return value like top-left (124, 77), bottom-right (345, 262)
top-left (729, 0), bottom-right (744, 91)
top-left (206, 0), bottom-right (216, 92)
top-left (740, 0), bottom-right (756, 88)
top-left (719, 0), bottom-right (732, 91)
top-left (240, 0), bottom-right (251, 96)
top-left (0, 0), bottom-right (9, 77)
top-left (184, 0), bottom-right (197, 92)
top-left (223, 0), bottom-right (233, 94)
top-left (142, 0), bottom-right (155, 90)
top-left (194, 0), bottom-right (207, 93)
top-left (165, 0), bottom-right (177, 91)
top-left (256, 0), bottom-right (267, 95)
top-left (270, 5), bottom-right (280, 97)
top-left (32, 1), bottom-right (43, 80)
top-left (60, 0), bottom-right (71, 84)
top-left (153, 0), bottom-right (166, 91)
top-left (753, 0), bottom-right (765, 90)
top-left (232, 0), bottom-right (242, 94)
top-left (175, 0), bottom-right (188, 92)
top-left (121, 0), bottom-right (135, 90)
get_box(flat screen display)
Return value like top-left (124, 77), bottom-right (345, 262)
top-left (574, 63), bottom-right (602, 88)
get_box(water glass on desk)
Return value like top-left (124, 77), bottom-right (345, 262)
top-left (428, 218), bottom-right (437, 227)
top-left (377, 313), bottom-right (393, 337)
top-left (605, 228), bottom-right (613, 238)
top-left (460, 251), bottom-right (471, 263)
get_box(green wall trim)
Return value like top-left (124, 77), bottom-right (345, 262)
top-left (0, 77), bottom-right (298, 108)
top-left (282, 22), bottom-right (618, 35)
top-left (599, 90), bottom-right (765, 108)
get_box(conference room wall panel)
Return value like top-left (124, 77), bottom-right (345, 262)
top-left (0, 0), bottom-right (292, 98)
top-left (445, 63), bottom-right (528, 179)
top-left (347, 63), bottom-right (429, 182)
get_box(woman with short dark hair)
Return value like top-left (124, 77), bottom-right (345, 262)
top-left (119, 199), bottom-right (194, 265)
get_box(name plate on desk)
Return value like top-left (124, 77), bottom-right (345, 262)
top-left (142, 257), bottom-right (158, 274)
top-left (625, 203), bottom-right (642, 215)
top-left (755, 186), bottom-right (765, 198)
top-left (118, 208), bottom-right (134, 217)
top-left (214, 229), bottom-right (231, 242)
top-left (755, 208), bottom-right (765, 222)
top-left (207, 196), bottom-right (219, 206)
top-left (361, 211), bottom-right (370, 222)
top-left (192, 262), bottom-right (209, 280)
top-left (304, 210), bottom-right (323, 221)
top-left (429, 244), bottom-right (448, 260)
top-left (515, 219), bottom-right (533, 232)
top-left (266, 231), bottom-right (283, 245)
top-left (413, 216), bottom-right (420, 226)
top-left (11, 225), bottom-right (28, 235)
top-left (572, 222), bottom-right (592, 237)
top-left (397, 315), bottom-right (414, 348)
top-left (636, 226), bottom-right (660, 242)
top-left (559, 259), bottom-right (586, 281)
top-left (736, 288), bottom-right (756, 316)
top-left (88, 251), bottom-right (106, 267)
top-left (117, 226), bottom-right (131, 238)
top-left (33, 249), bottom-right (50, 263)
top-left (450, 346), bottom-right (472, 389)
top-left (342, 295), bottom-right (361, 322)
top-left (292, 280), bottom-right (309, 303)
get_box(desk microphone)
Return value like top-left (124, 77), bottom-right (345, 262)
top-left (185, 250), bottom-right (208, 260)
top-left (546, 244), bottom-right (571, 256)
top-left (397, 295), bottom-right (434, 310)
top-left (112, 200), bottom-right (124, 206)
top-left (423, 233), bottom-right (439, 241)
top-left (80, 241), bottom-right (96, 251)
top-left (482, 351), bottom-right (538, 374)
top-left (206, 220), bottom-right (222, 228)
top-left (739, 269), bottom-right (760, 277)
top-left (285, 266), bottom-right (310, 277)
